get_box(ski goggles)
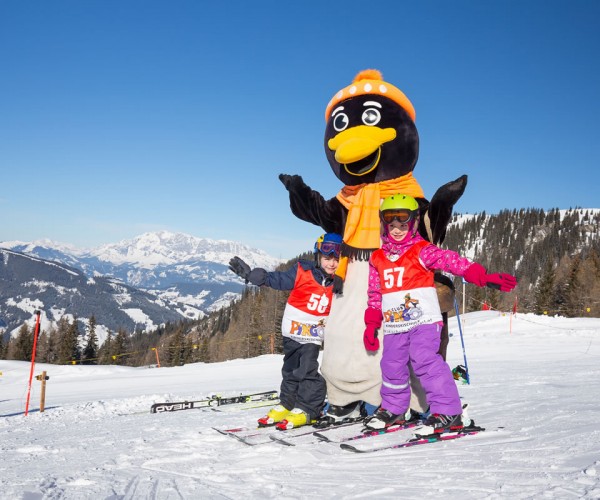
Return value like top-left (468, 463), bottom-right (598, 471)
top-left (380, 209), bottom-right (418, 225)
top-left (315, 241), bottom-right (342, 258)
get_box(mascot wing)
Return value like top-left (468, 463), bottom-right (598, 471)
top-left (279, 173), bottom-right (347, 234)
top-left (423, 174), bottom-right (468, 245)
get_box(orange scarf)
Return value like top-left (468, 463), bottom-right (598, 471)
top-left (335, 172), bottom-right (424, 280)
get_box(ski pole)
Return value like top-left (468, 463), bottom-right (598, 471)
top-left (453, 298), bottom-right (470, 384)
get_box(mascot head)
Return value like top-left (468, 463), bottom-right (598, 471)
top-left (324, 69), bottom-right (419, 186)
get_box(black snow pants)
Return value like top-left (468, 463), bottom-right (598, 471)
top-left (279, 337), bottom-right (326, 420)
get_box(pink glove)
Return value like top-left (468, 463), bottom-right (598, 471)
top-left (364, 307), bottom-right (382, 351)
top-left (464, 263), bottom-right (517, 292)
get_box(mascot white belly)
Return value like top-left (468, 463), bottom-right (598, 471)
top-left (322, 258), bottom-right (429, 411)
top-left (321, 259), bottom-right (380, 406)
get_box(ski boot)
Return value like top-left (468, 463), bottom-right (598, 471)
top-left (257, 404), bottom-right (291, 427)
top-left (420, 413), bottom-right (464, 435)
top-left (313, 401), bottom-right (365, 429)
top-left (275, 408), bottom-right (316, 430)
top-left (363, 407), bottom-right (421, 430)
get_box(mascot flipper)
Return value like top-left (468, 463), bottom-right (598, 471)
top-left (423, 175), bottom-right (468, 245)
top-left (280, 70), bottom-right (466, 415)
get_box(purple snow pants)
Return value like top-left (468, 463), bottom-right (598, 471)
top-left (380, 322), bottom-right (462, 415)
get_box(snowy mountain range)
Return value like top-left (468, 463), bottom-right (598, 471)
top-left (0, 231), bottom-right (283, 339)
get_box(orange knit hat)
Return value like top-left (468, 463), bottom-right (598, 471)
top-left (325, 69), bottom-right (416, 122)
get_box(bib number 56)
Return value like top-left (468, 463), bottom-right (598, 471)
top-left (307, 293), bottom-right (329, 314)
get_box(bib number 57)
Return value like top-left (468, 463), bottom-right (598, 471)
top-left (384, 267), bottom-right (404, 289)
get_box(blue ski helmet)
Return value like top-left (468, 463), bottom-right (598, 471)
top-left (314, 233), bottom-right (343, 258)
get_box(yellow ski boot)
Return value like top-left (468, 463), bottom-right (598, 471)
top-left (258, 405), bottom-right (291, 427)
top-left (275, 408), bottom-right (316, 430)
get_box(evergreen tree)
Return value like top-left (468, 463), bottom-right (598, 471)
top-left (534, 260), bottom-right (556, 315)
top-left (199, 337), bottom-right (210, 363)
top-left (82, 315), bottom-right (99, 365)
top-left (561, 255), bottom-right (583, 317)
top-left (9, 323), bottom-right (33, 361)
top-left (38, 325), bottom-right (59, 364)
top-left (64, 318), bottom-right (82, 364)
top-left (183, 336), bottom-right (194, 364)
top-left (56, 317), bottom-right (73, 364)
top-left (467, 285), bottom-right (485, 312)
top-left (128, 328), bottom-right (161, 366)
top-left (167, 326), bottom-right (185, 366)
top-left (98, 330), bottom-right (113, 364)
top-left (589, 249), bottom-right (600, 278)
top-left (486, 289), bottom-right (500, 311)
top-left (36, 330), bottom-right (49, 363)
top-left (112, 328), bottom-right (130, 365)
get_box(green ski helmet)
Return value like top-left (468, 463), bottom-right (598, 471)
top-left (380, 194), bottom-right (419, 225)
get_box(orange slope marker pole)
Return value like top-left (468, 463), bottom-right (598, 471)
top-left (25, 310), bottom-right (42, 416)
top-left (152, 347), bottom-right (161, 368)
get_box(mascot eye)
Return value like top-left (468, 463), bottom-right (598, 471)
top-left (333, 112), bottom-right (349, 132)
top-left (362, 108), bottom-right (381, 126)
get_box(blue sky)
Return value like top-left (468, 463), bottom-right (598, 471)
top-left (1, 1), bottom-right (598, 259)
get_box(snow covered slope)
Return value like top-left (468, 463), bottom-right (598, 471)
top-left (1, 312), bottom-right (599, 498)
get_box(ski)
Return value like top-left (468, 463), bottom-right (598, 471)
top-left (267, 422), bottom-right (353, 446)
top-left (150, 390), bottom-right (278, 413)
top-left (217, 428), bottom-right (271, 445)
top-left (213, 423), bottom-right (314, 446)
top-left (340, 422), bottom-right (485, 453)
top-left (214, 414), bottom-right (392, 447)
top-left (211, 421), bottom-right (279, 436)
top-left (210, 399), bottom-right (278, 412)
top-left (314, 420), bottom-right (419, 444)
top-left (313, 403), bottom-right (471, 443)
top-left (269, 433), bottom-right (308, 446)
top-left (213, 418), bottom-right (365, 447)
top-left (212, 426), bottom-right (248, 435)
top-left (265, 416), bottom-right (377, 446)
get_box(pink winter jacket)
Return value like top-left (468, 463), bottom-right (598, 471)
top-left (367, 229), bottom-right (473, 310)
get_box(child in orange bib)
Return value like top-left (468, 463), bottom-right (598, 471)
top-left (363, 194), bottom-right (516, 432)
top-left (229, 233), bottom-right (341, 429)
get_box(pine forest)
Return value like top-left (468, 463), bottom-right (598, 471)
top-left (2, 208), bottom-right (598, 367)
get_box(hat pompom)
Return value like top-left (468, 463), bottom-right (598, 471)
top-left (354, 69), bottom-right (383, 83)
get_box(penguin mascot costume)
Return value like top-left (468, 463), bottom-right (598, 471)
top-left (279, 69), bottom-right (467, 421)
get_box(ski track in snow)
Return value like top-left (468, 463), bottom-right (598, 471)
top-left (1, 312), bottom-right (600, 499)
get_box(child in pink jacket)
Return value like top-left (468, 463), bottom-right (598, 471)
top-left (363, 194), bottom-right (516, 432)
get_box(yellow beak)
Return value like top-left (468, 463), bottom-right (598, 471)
top-left (328, 126), bottom-right (397, 164)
